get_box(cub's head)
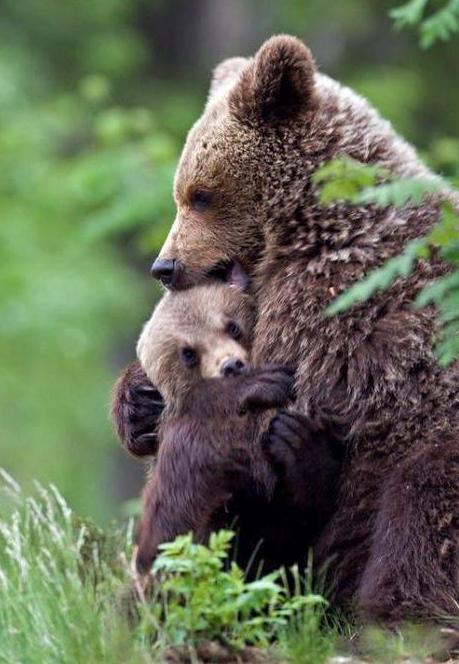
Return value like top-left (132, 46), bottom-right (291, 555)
top-left (151, 35), bottom-right (318, 290)
top-left (137, 267), bottom-right (255, 408)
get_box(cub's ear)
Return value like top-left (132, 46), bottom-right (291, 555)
top-left (208, 57), bottom-right (249, 103)
top-left (229, 35), bottom-right (317, 126)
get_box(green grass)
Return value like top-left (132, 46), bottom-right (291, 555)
top-left (0, 471), bottom-right (336, 664)
top-left (1, 472), bottom-right (452, 664)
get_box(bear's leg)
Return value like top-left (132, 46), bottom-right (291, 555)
top-left (266, 411), bottom-right (342, 526)
top-left (357, 439), bottom-right (459, 624)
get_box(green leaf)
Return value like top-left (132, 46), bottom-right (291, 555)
top-left (414, 271), bottom-right (459, 307)
top-left (326, 240), bottom-right (425, 315)
top-left (427, 201), bottom-right (459, 247)
top-left (420, 0), bottom-right (459, 48)
top-left (390, 0), bottom-right (429, 28)
top-left (312, 156), bottom-right (385, 205)
top-left (355, 176), bottom-right (443, 207)
top-left (390, 0), bottom-right (459, 47)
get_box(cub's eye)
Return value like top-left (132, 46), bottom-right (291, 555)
top-left (226, 321), bottom-right (242, 340)
top-left (190, 189), bottom-right (213, 212)
top-left (180, 347), bottom-right (198, 368)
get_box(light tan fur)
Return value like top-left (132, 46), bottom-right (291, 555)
top-left (137, 284), bottom-right (255, 410)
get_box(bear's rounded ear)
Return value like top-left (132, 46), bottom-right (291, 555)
top-left (208, 57), bottom-right (249, 103)
top-left (229, 35), bottom-right (317, 126)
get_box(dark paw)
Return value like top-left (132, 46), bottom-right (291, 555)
top-left (240, 365), bottom-right (295, 413)
top-left (267, 411), bottom-right (318, 466)
top-left (111, 362), bottom-right (165, 457)
top-left (266, 411), bottom-right (314, 469)
top-left (265, 410), bottom-right (342, 517)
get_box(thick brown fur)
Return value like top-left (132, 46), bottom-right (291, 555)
top-left (134, 283), bottom-right (340, 574)
top-left (113, 35), bottom-right (459, 625)
top-left (135, 366), bottom-right (294, 574)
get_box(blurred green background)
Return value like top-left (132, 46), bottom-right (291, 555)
top-left (1, 0), bottom-right (458, 523)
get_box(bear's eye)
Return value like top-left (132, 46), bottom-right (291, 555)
top-left (226, 321), bottom-right (242, 340)
top-left (190, 189), bottom-right (213, 212)
top-left (181, 347), bottom-right (198, 368)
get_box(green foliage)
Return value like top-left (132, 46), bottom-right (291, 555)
top-left (360, 623), bottom-right (442, 662)
top-left (354, 176), bottom-right (443, 207)
top-left (315, 4), bottom-right (459, 364)
top-left (314, 156), bottom-right (459, 365)
top-left (0, 474), bottom-right (330, 662)
top-left (312, 156), bottom-right (384, 205)
top-left (277, 608), bottom-right (335, 664)
top-left (0, 1), bottom-right (182, 520)
top-left (391, 0), bottom-right (459, 47)
top-left (312, 155), bottom-right (443, 207)
top-left (0, 471), bottom-right (142, 664)
top-left (415, 203), bottom-right (459, 365)
top-left (326, 239), bottom-right (426, 315)
top-left (276, 561), bottom-right (337, 664)
top-left (145, 531), bottom-right (325, 651)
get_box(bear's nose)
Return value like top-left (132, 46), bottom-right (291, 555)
top-left (221, 358), bottom-right (248, 378)
top-left (150, 259), bottom-right (177, 287)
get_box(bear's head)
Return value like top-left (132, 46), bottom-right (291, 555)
top-left (136, 265), bottom-right (255, 410)
top-left (152, 35), bottom-right (318, 290)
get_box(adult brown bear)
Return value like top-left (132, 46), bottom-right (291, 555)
top-left (113, 35), bottom-right (459, 624)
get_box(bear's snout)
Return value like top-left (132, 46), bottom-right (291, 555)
top-left (220, 357), bottom-right (249, 377)
top-left (150, 258), bottom-right (179, 288)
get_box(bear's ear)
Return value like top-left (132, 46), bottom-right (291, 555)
top-left (229, 35), bottom-right (317, 126)
top-left (208, 57), bottom-right (249, 103)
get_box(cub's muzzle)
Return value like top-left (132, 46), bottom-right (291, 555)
top-left (220, 358), bottom-right (249, 377)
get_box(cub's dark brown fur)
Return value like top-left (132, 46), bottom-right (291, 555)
top-left (113, 35), bottom-right (459, 626)
top-left (132, 282), bottom-right (341, 574)
top-left (135, 367), bottom-right (294, 574)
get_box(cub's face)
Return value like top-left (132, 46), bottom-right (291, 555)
top-left (137, 284), bottom-right (255, 406)
top-left (154, 36), bottom-right (317, 290)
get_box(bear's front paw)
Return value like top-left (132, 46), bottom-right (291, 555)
top-left (265, 411), bottom-right (342, 514)
top-left (111, 362), bottom-right (164, 457)
top-left (239, 365), bottom-right (295, 413)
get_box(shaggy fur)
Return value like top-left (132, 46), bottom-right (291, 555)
top-left (135, 367), bottom-right (293, 575)
top-left (133, 283), bottom-right (340, 574)
top-left (113, 35), bottom-right (459, 623)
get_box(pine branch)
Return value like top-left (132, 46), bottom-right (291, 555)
top-left (390, 0), bottom-right (459, 47)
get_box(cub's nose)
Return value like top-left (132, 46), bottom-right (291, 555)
top-left (221, 358), bottom-right (248, 377)
top-left (150, 258), bottom-right (176, 287)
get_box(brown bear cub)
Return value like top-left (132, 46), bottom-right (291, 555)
top-left (134, 268), bottom-right (341, 576)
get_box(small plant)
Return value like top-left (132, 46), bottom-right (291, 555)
top-left (277, 608), bottom-right (336, 664)
top-left (0, 472), bottom-right (331, 662)
top-left (360, 623), bottom-right (442, 663)
top-left (139, 530), bottom-right (326, 654)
